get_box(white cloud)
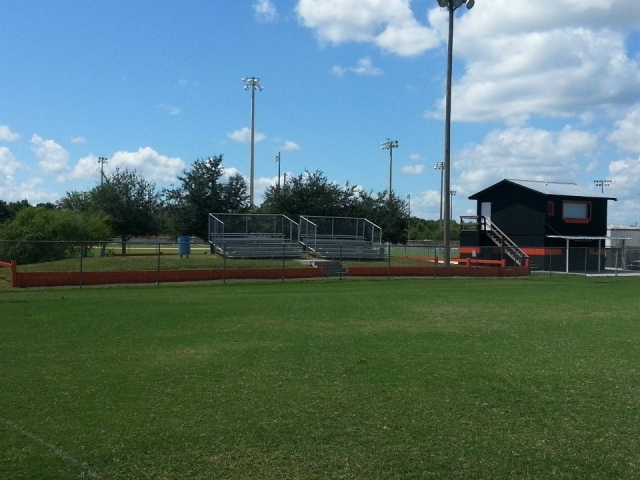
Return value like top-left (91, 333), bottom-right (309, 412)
top-left (608, 155), bottom-right (640, 201)
top-left (608, 104), bottom-right (640, 153)
top-left (0, 125), bottom-right (20, 142)
top-left (331, 57), bottom-right (384, 77)
top-left (296, 0), bottom-right (438, 56)
top-left (66, 148), bottom-right (185, 183)
top-left (455, 126), bottom-right (599, 193)
top-left (330, 65), bottom-right (347, 77)
top-left (401, 164), bottom-right (425, 175)
top-left (296, 1), bottom-right (640, 124)
top-left (221, 166), bottom-right (242, 181)
top-left (0, 177), bottom-right (58, 204)
top-left (65, 155), bottom-right (102, 181)
top-left (427, 1), bottom-right (640, 124)
top-left (409, 153), bottom-right (424, 162)
top-left (69, 137), bottom-right (87, 144)
top-left (254, 0), bottom-right (278, 23)
top-left (158, 104), bottom-right (181, 115)
top-left (178, 78), bottom-right (200, 87)
top-left (331, 57), bottom-right (383, 77)
top-left (282, 141), bottom-right (301, 151)
top-left (31, 134), bottom-right (70, 174)
top-left (227, 127), bottom-right (267, 143)
top-left (109, 147), bottom-right (185, 183)
top-left (0, 146), bottom-right (20, 177)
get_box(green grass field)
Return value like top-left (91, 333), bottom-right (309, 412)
top-left (1, 276), bottom-right (639, 479)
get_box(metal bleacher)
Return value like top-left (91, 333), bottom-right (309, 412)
top-left (299, 216), bottom-right (384, 260)
top-left (209, 213), bottom-right (384, 261)
top-left (209, 214), bottom-right (302, 259)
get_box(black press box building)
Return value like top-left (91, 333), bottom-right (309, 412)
top-left (460, 179), bottom-right (617, 272)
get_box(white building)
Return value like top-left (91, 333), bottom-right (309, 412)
top-left (607, 226), bottom-right (640, 247)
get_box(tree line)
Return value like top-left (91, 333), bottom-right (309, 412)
top-left (1, 154), bottom-right (458, 262)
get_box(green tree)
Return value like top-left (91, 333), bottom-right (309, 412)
top-left (0, 200), bottom-right (10, 224)
top-left (92, 168), bottom-right (162, 252)
top-left (0, 199), bottom-right (31, 224)
top-left (0, 207), bottom-right (111, 264)
top-left (260, 170), bottom-right (410, 243)
top-left (57, 190), bottom-right (95, 213)
top-left (260, 170), bottom-right (358, 217)
top-left (353, 191), bottom-right (409, 244)
top-left (164, 156), bottom-right (249, 239)
top-left (408, 218), bottom-right (460, 241)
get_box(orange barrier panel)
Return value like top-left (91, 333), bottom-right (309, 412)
top-left (347, 265), bottom-right (529, 278)
top-left (9, 263), bottom-right (529, 288)
top-left (13, 267), bottom-right (323, 288)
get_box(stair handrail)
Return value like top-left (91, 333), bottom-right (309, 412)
top-left (484, 217), bottom-right (528, 260)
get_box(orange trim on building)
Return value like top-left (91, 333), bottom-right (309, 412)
top-left (521, 248), bottom-right (563, 256)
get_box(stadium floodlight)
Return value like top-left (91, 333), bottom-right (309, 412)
top-left (593, 179), bottom-right (612, 194)
top-left (381, 139), bottom-right (399, 202)
top-left (98, 157), bottom-right (108, 186)
top-left (436, 0), bottom-right (476, 266)
top-left (242, 77), bottom-right (263, 206)
top-left (275, 152), bottom-right (281, 192)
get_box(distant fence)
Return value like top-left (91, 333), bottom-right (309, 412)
top-left (8, 240), bottom-right (639, 288)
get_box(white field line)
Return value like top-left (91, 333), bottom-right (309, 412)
top-left (1, 417), bottom-right (101, 479)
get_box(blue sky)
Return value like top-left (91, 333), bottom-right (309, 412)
top-left (2, 0), bottom-right (640, 225)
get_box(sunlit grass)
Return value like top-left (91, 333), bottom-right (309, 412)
top-left (1, 276), bottom-right (639, 478)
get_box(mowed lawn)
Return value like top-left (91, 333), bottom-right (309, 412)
top-left (1, 277), bottom-right (639, 479)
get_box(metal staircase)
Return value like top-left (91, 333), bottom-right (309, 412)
top-left (483, 218), bottom-right (528, 266)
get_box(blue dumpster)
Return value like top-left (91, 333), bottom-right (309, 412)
top-left (178, 236), bottom-right (191, 258)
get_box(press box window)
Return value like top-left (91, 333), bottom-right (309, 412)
top-left (562, 201), bottom-right (591, 223)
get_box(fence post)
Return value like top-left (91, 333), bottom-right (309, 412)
top-left (339, 244), bottom-right (343, 280)
top-left (157, 242), bottom-right (161, 286)
top-left (79, 242), bottom-right (83, 288)
top-left (387, 243), bottom-right (391, 280)
top-left (223, 243), bottom-right (227, 284)
top-left (11, 260), bottom-right (17, 288)
top-left (282, 243), bottom-right (286, 282)
top-left (434, 247), bottom-right (437, 278)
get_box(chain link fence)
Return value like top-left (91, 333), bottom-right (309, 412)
top-left (2, 239), bottom-right (636, 287)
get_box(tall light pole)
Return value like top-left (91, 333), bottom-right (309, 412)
top-left (437, 0), bottom-right (475, 266)
top-left (407, 193), bottom-right (412, 241)
top-left (243, 77), bottom-right (263, 206)
top-left (381, 138), bottom-right (399, 202)
top-left (450, 190), bottom-right (457, 223)
top-left (275, 152), bottom-right (281, 192)
top-left (593, 179), bottom-right (611, 194)
top-left (98, 156), bottom-right (108, 186)
top-left (434, 162), bottom-right (445, 230)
